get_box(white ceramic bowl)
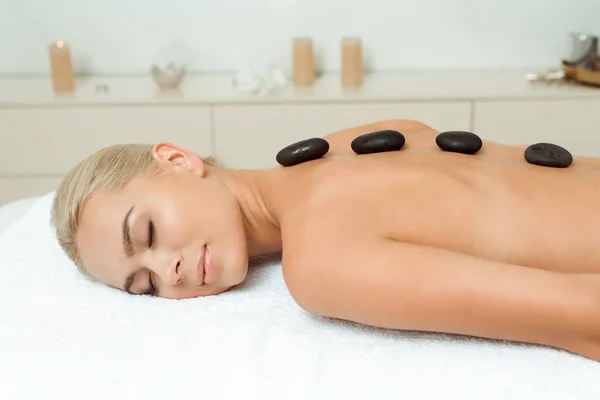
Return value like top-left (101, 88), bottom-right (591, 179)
top-left (150, 63), bottom-right (186, 90)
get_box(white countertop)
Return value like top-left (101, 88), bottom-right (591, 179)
top-left (1, 70), bottom-right (600, 107)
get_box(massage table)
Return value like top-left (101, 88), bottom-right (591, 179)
top-left (1, 193), bottom-right (599, 400)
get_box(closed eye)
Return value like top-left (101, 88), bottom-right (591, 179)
top-left (147, 220), bottom-right (154, 248)
top-left (147, 272), bottom-right (156, 296)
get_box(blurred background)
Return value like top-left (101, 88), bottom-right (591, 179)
top-left (1, 0), bottom-right (600, 206)
top-left (3, 0), bottom-right (599, 74)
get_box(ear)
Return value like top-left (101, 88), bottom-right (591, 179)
top-left (152, 143), bottom-right (205, 176)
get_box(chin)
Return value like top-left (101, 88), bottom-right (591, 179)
top-left (208, 286), bottom-right (234, 296)
top-left (228, 249), bottom-right (250, 282)
top-left (231, 262), bottom-right (249, 286)
top-left (212, 255), bottom-right (247, 289)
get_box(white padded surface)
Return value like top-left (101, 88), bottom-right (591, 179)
top-left (1, 192), bottom-right (599, 400)
top-left (0, 195), bottom-right (41, 237)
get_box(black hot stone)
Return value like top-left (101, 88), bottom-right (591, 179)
top-left (524, 143), bottom-right (573, 168)
top-left (276, 138), bottom-right (330, 167)
top-left (435, 131), bottom-right (483, 155)
top-left (351, 130), bottom-right (406, 155)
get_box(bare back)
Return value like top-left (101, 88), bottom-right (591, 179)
top-left (291, 147), bottom-right (600, 273)
top-left (273, 120), bottom-right (600, 361)
top-left (278, 119), bottom-right (600, 274)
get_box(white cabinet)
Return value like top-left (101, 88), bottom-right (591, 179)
top-left (0, 106), bottom-right (212, 175)
top-left (0, 106), bottom-right (212, 204)
top-left (2, 72), bottom-right (600, 205)
top-left (213, 102), bottom-right (471, 169)
top-left (473, 99), bottom-right (600, 157)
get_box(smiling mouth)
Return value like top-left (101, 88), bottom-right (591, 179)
top-left (203, 245), bottom-right (212, 284)
top-left (196, 245), bottom-right (207, 285)
top-left (195, 244), bottom-right (214, 285)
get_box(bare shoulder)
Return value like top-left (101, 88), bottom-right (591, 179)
top-left (279, 204), bottom-right (358, 311)
top-left (320, 119), bottom-right (534, 161)
top-left (322, 119), bottom-right (439, 154)
top-left (324, 119), bottom-right (436, 139)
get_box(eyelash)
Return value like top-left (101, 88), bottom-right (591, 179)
top-left (148, 273), bottom-right (156, 297)
top-left (147, 220), bottom-right (154, 248)
top-left (147, 220), bottom-right (156, 296)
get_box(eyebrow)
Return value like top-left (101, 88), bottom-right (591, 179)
top-left (122, 205), bottom-right (136, 294)
top-left (124, 273), bottom-right (136, 295)
top-left (122, 205), bottom-right (135, 258)
top-left (123, 270), bottom-right (156, 296)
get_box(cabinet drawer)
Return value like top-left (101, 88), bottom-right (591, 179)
top-left (213, 102), bottom-right (471, 169)
top-left (0, 106), bottom-right (212, 174)
top-left (0, 177), bottom-right (63, 205)
top-left (473, 99), bottom-right (600, 157)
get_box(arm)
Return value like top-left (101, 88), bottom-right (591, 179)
top-left (290, 240), bottom-right (600, 360)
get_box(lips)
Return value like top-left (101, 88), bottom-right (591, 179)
top-left (203, 245), bottom-right (212, 284)
top-left (194, 244), bottom-right (214, 286)
top-left (196, 245), bottom-right (207, 285)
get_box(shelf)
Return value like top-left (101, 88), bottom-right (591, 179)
top-left (2, 70), bottom-right (600, 108)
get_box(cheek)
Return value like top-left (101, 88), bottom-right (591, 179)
top-left (151, 179), bottom-right (239, 246)
top-left (144, 188), bottom-right (197, 248)
top-left (206, 200), bottom-right (241, 239)
top-left (158, 202), bottom-right (200, 247)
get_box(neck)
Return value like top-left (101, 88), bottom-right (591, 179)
top-left (206, 166), bottom-right (285, 257)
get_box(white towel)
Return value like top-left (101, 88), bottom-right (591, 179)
top-left (1, 192), bottom-right (599, 400)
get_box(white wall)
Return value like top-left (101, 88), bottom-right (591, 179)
top-left (2, 0), bottom-right (599, 75)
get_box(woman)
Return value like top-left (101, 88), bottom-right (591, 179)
top-left (51, 119), bottom-right (600, 361)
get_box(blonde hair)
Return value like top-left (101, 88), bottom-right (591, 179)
top-left (50, 144), bottom-right (218, 277)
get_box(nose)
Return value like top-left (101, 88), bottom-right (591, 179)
top-left (147, 252), bottom-right (183, 286)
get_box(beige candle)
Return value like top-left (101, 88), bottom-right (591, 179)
top-left (49, 41), bottom-right (75, 93)
top-left (341, 37), bottom-right (363, 87)
top-left (293, 37), bottom-right (315, 86)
